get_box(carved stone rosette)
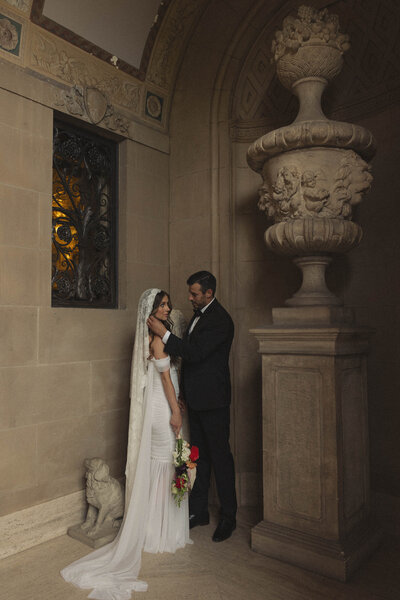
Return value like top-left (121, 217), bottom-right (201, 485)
top-left (247, 5), bottom-right (376, 307)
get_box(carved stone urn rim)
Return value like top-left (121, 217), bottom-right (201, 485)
top-left (247, 121), bottom-right (376, 172)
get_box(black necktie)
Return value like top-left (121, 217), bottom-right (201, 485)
top-left (193, 309), bottom-right (203, 318)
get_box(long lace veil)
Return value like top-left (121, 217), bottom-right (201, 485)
top-left (170, 307), bottom-right (187, 339)
top-left (125, 288), bottom-right (160, 501)
top-left (61, 288), bottom-right (161, 599)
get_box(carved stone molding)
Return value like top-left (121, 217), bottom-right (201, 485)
top-left (29, 27), bottom-right (141, 117)
top-left (247, 120), bottom-right (376, 172)
top-left (265, 219), bottom-right (362, 256)
top-left (0, 0), bottom-right (210, 134)
top-left (146, 0), bottom-right (210, 90)
top-left (54, 85), bottom-right (130, 136)
top-left (30, 0), bottom-right (171, 80)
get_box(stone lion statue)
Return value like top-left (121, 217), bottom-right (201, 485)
top-left (80, 457), bottom-right (125, 538)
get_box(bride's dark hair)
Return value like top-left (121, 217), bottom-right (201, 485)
top-left (150, 290), bottom-right (173, 330)
top-left (148, 291), bottom-right (178, 364)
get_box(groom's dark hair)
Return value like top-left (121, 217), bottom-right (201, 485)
top-left (187, 271), bottom-right (216, 295)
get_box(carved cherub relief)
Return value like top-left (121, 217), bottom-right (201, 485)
top-left (258, 151), bottom-right (372, 223)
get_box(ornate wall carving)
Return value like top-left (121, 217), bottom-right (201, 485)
top-left (54, 85), bottom-right (130, 135)
top-left (0, 1), bottom-right (26, 61)
top-left (0, 0), bottom-right (211, 136)
top-left (0, 13), bottom-right (20, 51)
top-left (258, 150), bottom-right (372, 222)
top-left (146, 0), bottom-right (209, 90)
top-left (30, 0), bottom-right (171, 80)
top-left (30, 28), bottom-right (141, 114)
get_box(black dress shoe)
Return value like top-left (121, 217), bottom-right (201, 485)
top-left (189, 513), bottom-right (210, 529)
top-left (212, 518), bottom-right (236, 542)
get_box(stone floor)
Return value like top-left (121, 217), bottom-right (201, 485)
top-left (1, 509), bottom-right (399, 600)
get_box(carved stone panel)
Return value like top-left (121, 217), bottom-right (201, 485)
top-left (274, 366), bottom-right (323, 521)
top-left (340, 356), bottom-right (369, 530)
top-left (262, 352), bottom-right (339, 539)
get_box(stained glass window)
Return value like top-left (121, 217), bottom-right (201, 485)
top-left (52, 118), bottom-right (118, 308)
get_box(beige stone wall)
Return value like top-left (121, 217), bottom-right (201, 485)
top-left (0, 86), bottom-right (169, 518)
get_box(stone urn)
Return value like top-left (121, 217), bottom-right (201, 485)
top-left (247, 5), bottom-right (376, 307)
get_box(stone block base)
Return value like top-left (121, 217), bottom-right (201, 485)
top-left (67, 522), bottom-right (121, 549)
top-left (0, 490), bottom-right (86, 559)
top-left (272, 305), bottom-right (354, 325)
top-left (251, 520), bottom-right (382, 581)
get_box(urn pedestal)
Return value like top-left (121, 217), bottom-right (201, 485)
top-left (247, 6), bottom-right (381, 580)
top-left (250, 326), bottom-right (381, 581)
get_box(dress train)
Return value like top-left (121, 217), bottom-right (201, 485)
top-left (61, 358), bottom-right (191, 599)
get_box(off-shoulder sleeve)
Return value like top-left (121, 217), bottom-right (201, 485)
top-left (153, 356), bottom-right (170, 372)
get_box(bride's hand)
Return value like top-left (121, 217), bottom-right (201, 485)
top-left (170, 408), bottom-right (182, 437)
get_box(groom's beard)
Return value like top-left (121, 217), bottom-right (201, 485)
top-left (190, 299), bottom-right (207, 311)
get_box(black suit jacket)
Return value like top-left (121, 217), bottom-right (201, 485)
top-left (165, 298), bottom-right (234, 411)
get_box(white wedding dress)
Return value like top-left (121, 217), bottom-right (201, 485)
top-left (61, 289), bottom-right (191, 600)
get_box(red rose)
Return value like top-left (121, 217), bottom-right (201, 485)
top-left (176, 477), bottom-right (185, 489)
top-left (190, 446), bottom-right (199, 462)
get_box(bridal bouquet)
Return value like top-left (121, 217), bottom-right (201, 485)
top-left (171, 437), bottom-right (199, 507)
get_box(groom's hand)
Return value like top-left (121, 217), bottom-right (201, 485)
top-left (147, 315), bottom-right (167, 338)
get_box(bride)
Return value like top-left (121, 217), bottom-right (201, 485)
top-left (61, 288), bottom-right (192, 599)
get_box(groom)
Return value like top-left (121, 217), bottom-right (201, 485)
top-left (147, 271), bottom-right (237, 542)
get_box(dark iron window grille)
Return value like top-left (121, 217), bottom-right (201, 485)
top-left (52, 119), bottom-right (118, 308)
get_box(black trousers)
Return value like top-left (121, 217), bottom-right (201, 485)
top-left (188, 405), bottom-right (237, 521)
